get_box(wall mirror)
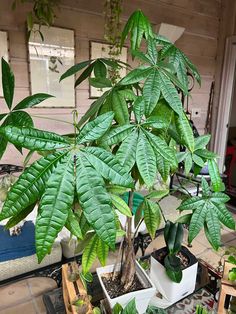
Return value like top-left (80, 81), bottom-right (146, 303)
top-left (28, 25), bottom-right (75, 107)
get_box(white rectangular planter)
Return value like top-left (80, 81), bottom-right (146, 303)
top-left (97, 261), bottom-right (156, 314)
top-left (150, 246), bottom-right (198, 304)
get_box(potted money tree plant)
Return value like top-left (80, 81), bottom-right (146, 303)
top-left (0, 9), bottom-right (234, 314)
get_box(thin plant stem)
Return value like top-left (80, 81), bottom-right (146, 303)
top-left (30, 114), bottom-right (74, 126)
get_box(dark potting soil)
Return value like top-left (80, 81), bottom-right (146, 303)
top-left (155, 248), bottom-right (189, 270)
top-left (101, 272), bottom-right (150, 299)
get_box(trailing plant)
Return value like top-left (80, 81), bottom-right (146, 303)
top-left (0, 58), bottom-right (53, 159)
top-left (163, 221), bottom-right (184, 283)
top-left (0, 9), bottom-right (234, 298)
top-left (12, 0), bottom-right (60, 39)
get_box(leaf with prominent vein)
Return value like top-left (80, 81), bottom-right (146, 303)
top-left (97, 238), bottom-right (109, 266)
top-left (133, 96), bottom-right (145, 123)
top-left (13, 93), bottom-right (54, 110)
top-left (120, 66), bottom-right (153, 85)
top-left (0, 151), bottom-right (67, 220)
top-left (65, 209), bottom-right (83, 239)
top-left (60, 60), bottom-right (92, 81)
top-left (5, 203), bottom-right (36, 229)
top-left (76, 154), bottom-right (116, 249)
top-left (102, 124), bottom-right (134, 146)
top-left (144, 200), bottom-right (161, 239)
top-left (6, 111), bottom-right (33, 128)
top-left (136, 131), bottom-right (157, 187)
top-left (116, 130), bottom-right (138, 171)
top-left (0, 126), bottom-right (70, 151)
top-left (195, 149), bottom-right (218, 159)
top-left (175, 113), bottom-right (194, 152)
top-left (36, 155), bottom-right (75, 262)
top-left (159, 71), bottom-right (183, 115)
top-left (2, 58), bottom-right (14, 110)
top-left (206, 210), bottom-right (221, 250)
top-left (208, 159), bottom-right (225, 192)
top-left (111, 194), bottom-right (132, 217)
top-left (143, 69), bottom-right (160, 117)
top-left (194, 135), bottom-right (211, 150)
top-left (155, 151), bottom-right (170, 181)
top-left (178, 196), bottom-right (204, 211)
top-left (111, 90), bottom-right (129, 125)
top-left (188, 203), bottom-right (208, 243)
top-left (82, 234), bottom-right (99, 273)
top-left (83, 146), bottom-right (133, 188)
top-left (77, 112), bottom-right (114, 144)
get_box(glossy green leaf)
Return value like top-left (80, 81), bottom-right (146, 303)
top-left (94, 60), bottom-right (107, 78)
top-left (75, 63), bottom-right (95, 87)
top-left (89, 77), bottom-right (112, 88)
top-left (159, 71), bottom-right (183, 116)
top-left (102, 124), bottom-right (134, 145)
top-left (133, 96), bottom-right (145, 123)
top-left (146, 189), bottom-right (169, 199)
top-left (97, 238), bottom-right (109, 266)
top-left (143, 69), bottom-right (160, 117)
top-left (76, 154), bottom-right (116, 249)
top-left (111, 194), bottom-right (132, 217)
top-left (194, 135), bottom-right (211, 150)
top-left (2, 58), bottom-right (14, 110)
top-left (77, 112), bottom-right (114, 144)
top-left (6, 111), bottom-right (33, 128)
top-left (194, 149), bottom-right (218, 159)
top-left (120, 66), bottom-right (153, 86)
top-left (0, 151), bottom-right (67, 220)
top-left (175, 113), bottom-right (194, 152)
top-left (184, 153), bottom-right (192, 175)
top-left (13, 93), bottom-right (54, 110)
top-left (144, 200), bottom-right (161, 239)
top-left (188, 203), bottom-right (208, 243)
top-left (208, 159), bottom-right (224, 192)
top-left (0, 126), bottom-right (70, 151)
top-left (164, 255), bottom-right (182, 283)
top-left (111, 90), bottom-right (129, 125)
top-left (192, 154), bottom-right (205, 168)
top-left (5, 203), bottom-right (36, 229)
top-left (60, 60), bottom-right (92, 81)
top-left (116, 130), bottom-right (138, 171)
top-left (65, 209), bottom-right (83, 239)
top-left (82, 234), bottom-right (99, 273)
top-left (136, 131), bottom-right (157, 187)
top-left (36, 155), bottom-right (75, 262)
top-left (83, 146), bottom-right (133, 187)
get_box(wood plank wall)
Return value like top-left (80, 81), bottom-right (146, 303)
top-left (0, 0), bottom-right (221, 164)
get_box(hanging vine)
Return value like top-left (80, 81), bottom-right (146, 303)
top-left (104, 0), bottom-right (123, 84)
top-left (12, 0), bottom-right (60, 39)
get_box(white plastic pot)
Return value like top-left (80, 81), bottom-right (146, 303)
top-left (150, 246), bottom-right (198, 304)
top-left (97, 261), bottom-right (156, 313)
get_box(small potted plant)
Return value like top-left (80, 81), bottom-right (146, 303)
top-left (150, 221), bottom-right (198, 304)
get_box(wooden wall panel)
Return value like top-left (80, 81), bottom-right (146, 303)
top-left (0, 0), bottom-right (221, 164)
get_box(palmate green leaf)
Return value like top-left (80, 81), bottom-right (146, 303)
top-left (192, 154), bottom-right (205, 168)
top-left (143, 69), bottom-right (160, 117)
top-left (77, 112), bottom-right (114, 144)
top-left (75, 63), bottom-right (95, 87)
top-left (194, 135), bottom-right (211, 150)
top-left (65, 209), bottom-right (83, 239)
top-left (123, 298), bottom-right (138, 314)
top-left (184, 153), bottom-right (192, 174)
top-left (0, 126), bottom-right (70, 151)
top-left (94, 60), bottom-right (107, 78)
top-left (102, 124), bottom-right (134, 146)
top-left (205, 210), bottom-right (221, 250)
top-left (116, 130), bottom-right (138, 171)
top-left (97, 238), bottom-right (109, 266)
top-left (120, 10), bottom-right (153, 51)
top-left (2, 58), bottom-right (14, 110)
top-left (82, 234), bottom-right (99, 274)
top-left (83, 146), bottom-right (133, 188)
top-left (164, 255), bottom-right (182, 283)
top-left (175, 113), bottom-right (194, 152)
top-left (13, 93), bottom-right (54, 110)
top-left (178, 196), bottom-right (204, 211)
top-left (136, 131), bottom-right (157, 187)
top-left (6, 111), bottom-right (33, 128)
top-left (144, 200), bottom-right (161, 239)
top-left (159, 71), bottom-right (183, 116)
top-left (76, 154), bottom-right (116, 249)
top-left (77, 91), bottom-right (110, 128)
top-left (209, 203), bottom-right (235, 230)
top-left (36, 155), bottom-right (75, 262)
top-left (208, 159), bottom-right (225, 192)
top-left (133, 96), bottom-right (145, 123)
top-left (5, 203), bottom-right (36, 229)
top-left (111, 90), bottom-right (129, 125)
top-left (147, 37), bottom-right (158, 64)
top-left (0, 113), bottom-right (7, 122)
top-left (89, 77), bottom-right (112, 88)
top-left (194, 149), bottom-right (218, 159)
top-left (120, 66), bottom-right (153, 86)
top-left (0, 135), bottom-right (8, 159)
top-left (144, 131), bottom-right (177, 168)
top-left (60, 60), bottom-right (92, 81)
top-left (201, 177), bottom-right (211, 196)
top-left (0, 151), bottom-right (67, 220)
top-left (111, 194), bottom-right (132, 217)
top-left (146, 189), bottom-right (169, 199)
top-left (155, 151), bottom-right (170, 182)
top-left (188, 203), bottom-right (208, 243)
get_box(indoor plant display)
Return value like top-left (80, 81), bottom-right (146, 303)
top-left (150, 221), bottom-right (198, 303)
top-left (0, 9), bottom-right (234, 314)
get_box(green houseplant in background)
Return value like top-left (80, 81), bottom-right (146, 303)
top-left (0, 9), bottom-right (235, 313)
